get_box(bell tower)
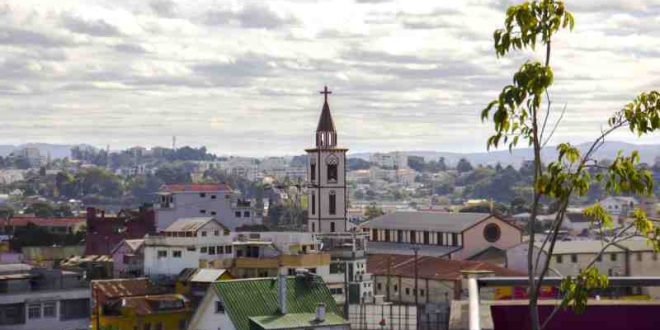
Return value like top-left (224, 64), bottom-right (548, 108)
top-left (306, 86), bottom-right (347, 233)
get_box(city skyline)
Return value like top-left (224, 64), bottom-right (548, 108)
top-left (1, 0), bottom-right (659, 156)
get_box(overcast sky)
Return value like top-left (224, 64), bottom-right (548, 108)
top-left (1, 0), bottom-right (659, 156)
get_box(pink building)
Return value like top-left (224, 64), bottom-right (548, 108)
top-left (361, 212), bottom-right (522, 265)
top-left (110, 239), bottom-right (144, 278)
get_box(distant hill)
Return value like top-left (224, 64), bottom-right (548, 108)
top-left (0, 143), bottom-right (75, 158)
top-left (350, 142), bottom-right (660, 167)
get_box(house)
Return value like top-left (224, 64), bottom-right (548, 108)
top-left (0, 264), bottom-right (91, 330)
top-left (360, 212), bottom-right (523, 262)
top-left (155, 183), bottom-right (263, 231)
top-left (85, 207), bottom-right (156, 256)
top-left (187, 275), bottom-right (349, 330)
top-left (0, 216), bottom-right (86, 236)
top-left (162, 217), bottom-right (229, 238)
top-left (600, 196), bottom-right (638, 217)
top-left (367, 254), bottom-right (522, 305)
top-left (91, 278), bottom-right (192, 330)
top-left (175, 268), bottom-right (233, 306)
top-left (60, 254), bottom-right (114, 279)
top-left (562, 212), bottom-right (596, 235)
top-left (111, 239), bottom-right (145, 278)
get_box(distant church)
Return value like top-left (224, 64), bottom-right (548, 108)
top-left (306, 87), bottom-right (348, 233)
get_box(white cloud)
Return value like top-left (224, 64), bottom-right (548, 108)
top-left (0, 0), bottom-right (658, 156)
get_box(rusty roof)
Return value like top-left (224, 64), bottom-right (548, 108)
top-left (6, 216), bottom-right (85, 227)
top-left (119, 294), bottom-right (190, 316)
top-left (367, 254), bottom-right (523, 281)
top-left (92, 278), bottom-right (155, 302)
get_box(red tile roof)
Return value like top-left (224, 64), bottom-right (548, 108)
top-left (367, 254), bottom-right (523, 281)
top-left (161, 183), bottom-right (232, 192)
top-left (120, 294), bottom-right (190, 316)
top-left (6, 217), bottom-right (85, 227)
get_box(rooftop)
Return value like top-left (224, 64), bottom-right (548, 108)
top-left (163, 217), bottom-right (222, 232)
top-left (161, 183), bottom-right (232, 193)
top-left (367, 254), bottom-right (523, 281)
top-left (361, 211), bottom-right (495, 232)
top-left (92, 278), bottom-right (155, 302)
top-left (116, 294), bottom-right (190, 316)
top-left (213, 277), bottom-right (342, 330)
top-left (366, 241), bottom-right (460, 257)
top-left (6, 216), bottom-right (85, 227)
top-left (250, 313), bottom-right (348, 330)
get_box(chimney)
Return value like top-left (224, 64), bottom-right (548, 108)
top-left (315, 303), bottom-right (326, 322)
top-left (278, 274), bottom-right (287, 314)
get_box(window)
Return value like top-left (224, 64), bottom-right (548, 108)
top-left (377, 283), bottom-right (382, 291)
top-left (187, 247), bottom-right (196, 252)
top-left (611, 253), bottom-right (617, 261)
top-left (43, 301), bottom-right (56, 318)
top-left (437, 232), bottom-right (444, 246)
top-left (211, 195), bottom-right (217, 199)
top-left (556, 255), bottom-right (563, 263)
top-left (309, 268), bottom-right (317, 274)
top-left (311, 194), bottom-right (316, 215)
top-left (157, 250), bottom-right (167, 258)
top-left (28, 303), bottom-right (41, 319)
top-left (637, 252), bottom-right (642, 262)
top-left (393, 285), bottom-right (398, 292)
top-left (327, 164), bottom-right (338, 182)
top-left (371, 229), bottom-right (378, 241)
top-left (215, 301), bottom-right (225, 313)
top-left (225, 246), bottom-right (232, 254)
top-left (214, 230), bottom-right (219, 236)
top-left (405, 288), bottom-right (410, 295)
top-left (384, 230), bottom-right (390, 242)
top-left (288, 268), bottom-right (296, 275)
top-left (330, 222), bottom-right (335, 232)
top-left (571, 254), bottom-right (578, 263)
top-left (483, 224), bottom-right (501, 243)
top-left (452, 233), bottom-right (459, 246)
top-left (329, 192), bottom-right (336, 215)
top-left (410, 230), bottom-right (416, 243)
top-left (311, 222), bottom-right (316, 232)
top-left (201, 231), bottom-right (207, 237)
top-left (311, 163), bottom-right (316, 181)
top-left (217, 246), bottom-right (224, 254)
top-left (244, 211), bottom-right (250, 218)
top-left (200, 193), bottom-right (206, 198)
top-left (173, 251), bottom-right (182, 258)
top-left (200, 209), bottom-right (207, 214)
top-left (596, 254), bottom-right (602, 262)
top-left (420, 289), bottom-right (425, 297)
top-left (235, 211), bottom-right (241, 217)
top-left (211, 211), bottom-right (217, 216)
top-left (397, 230), bottom-right (403, 242)
top-left (423, 231), bottom-right (429, 245)
top-left (208, 246), bottom-right (216, 255)
top-left (201, 247), bottom-right (207, 253)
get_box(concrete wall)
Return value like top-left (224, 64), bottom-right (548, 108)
top-left (372, 275), bottom-right (456, 304)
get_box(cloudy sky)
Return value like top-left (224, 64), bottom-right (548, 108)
top-left (1, 0), bottom-right (659, 156)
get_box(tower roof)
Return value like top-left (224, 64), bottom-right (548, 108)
top-left (316, 100), bottom-right (336, 132)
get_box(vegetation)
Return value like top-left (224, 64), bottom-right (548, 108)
top-left (483, 1), bottom-right (659, 328)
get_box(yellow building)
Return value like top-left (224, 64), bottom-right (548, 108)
top-left (92, 293), bottom-right (192, 330)
top-left (175, 268), bottom-right (234, 306)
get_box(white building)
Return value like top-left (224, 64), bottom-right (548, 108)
top-left (600, 196), bottom-right (638, 217)
top-left (155, 183), bottom-right (262, 231)
top-left (0, 265), bottom-right (90, 330)
top-left (370, 152), bottom-right (408, 170)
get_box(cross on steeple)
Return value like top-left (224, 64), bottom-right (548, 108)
top-left (319, 86), bottom-right (332, 103)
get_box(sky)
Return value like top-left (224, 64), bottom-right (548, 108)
top-left (0, 0), bottom-right (659, 156)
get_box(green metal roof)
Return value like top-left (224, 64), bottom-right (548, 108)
top-left (249, 313), bottom-right (348, 330)
top-left (214, 277), bottom-right (343, 330)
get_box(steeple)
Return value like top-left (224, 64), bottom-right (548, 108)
top-left (316, 86), bottom-right (337, 148)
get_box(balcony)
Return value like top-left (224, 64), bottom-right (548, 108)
top-left (234, 257), bottom-right (280, 269)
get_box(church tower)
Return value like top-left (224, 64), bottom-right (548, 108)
top-left (306, 86), bottom-right (348, 233)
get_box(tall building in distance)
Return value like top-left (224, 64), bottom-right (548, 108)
top-left (306, 86), bottom-right (348, 233)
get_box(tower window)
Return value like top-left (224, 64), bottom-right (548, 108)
top-left (311, 163), bottom-right (316, 181)
top-left (327, 164), bottom-right (338, 182)
top-left (329, 191), bottom-right (336, 215)
top-left (312, 222), bottom-right (316, 232)
top-left (311, 193), bottom-right (316, 215)
top-left (330, 222), bottom-right (335, 232)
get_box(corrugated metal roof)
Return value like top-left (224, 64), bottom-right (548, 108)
top-left (190, 269), bottom-right (228, 283)
top-left (361, 211), bottom-right (492, 232)
top-left (164, 217), bottom-right (217, 232)
top-left (538, 240), bottom-right (624, 254)
top-left (161, 184), bottom-right (232, 193)
top-left (214, 277), bottom-right (342, 330)
top-left (367, 254), bottom-right (523, 281)
top-left (250, 312), bottom-right (348, 329)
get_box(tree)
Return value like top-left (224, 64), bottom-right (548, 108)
top-left (24, 202), bottom-right (55, 217)
top-left (407, 156), bottom-right (426, 172)
top-left (482, 1), bottom-right (659, 328)
top-left (456, 158), bottom-right (473, 173)
top-left (364, 203), bottom-right (384, 220)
